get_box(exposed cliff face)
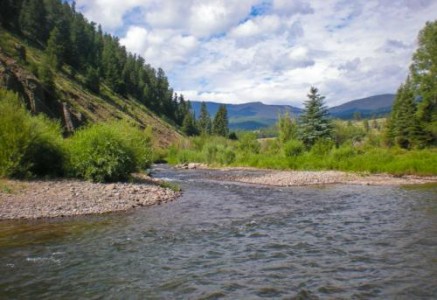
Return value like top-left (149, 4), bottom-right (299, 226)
top-left (0, 52), bottom-right (84, 133)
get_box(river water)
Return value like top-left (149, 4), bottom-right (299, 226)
top-left (1, 166), bottom-right (436, 299)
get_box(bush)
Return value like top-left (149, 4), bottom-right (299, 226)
top-left (283, 139), bottom-right (304, 157)
top-left (109, 121), bottom-right (153, 170)
top-left (217, 145), bottom-right (236, 165)
top-left (310, 139), bottom-right (335, 156)
top-left (203, 143), bottom-right (218, 164)
top-left (238, 132), bottom-right (260, 154)
top-left (66, 122), bottom-right (137, 182)
top-left (0, 89), bottom-right (64, 178)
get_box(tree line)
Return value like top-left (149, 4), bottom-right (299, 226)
top-left (386, 20), bottom-right (437, 148)
top-left (0, 0), bottom-right (191, 127)
top-left (181, 102), bottom-right (230, 138)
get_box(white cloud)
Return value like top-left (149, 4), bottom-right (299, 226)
top-left (74, 0), bottom-right (437, 107)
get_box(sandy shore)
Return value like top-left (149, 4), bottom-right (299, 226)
top-left (228, 169), bottom-right (437, 187)
top-left (0, 175), bottom-right (179, 220)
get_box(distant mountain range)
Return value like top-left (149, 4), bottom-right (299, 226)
top-left (328, 94), bottom-right (395, 119)
top-left (191, 93), bottom-right (395, 130)
top-left (191, 101), bottom-right (301, 130)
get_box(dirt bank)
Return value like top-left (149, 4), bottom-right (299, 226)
top-left (0, 175), bottom-right (179, 220)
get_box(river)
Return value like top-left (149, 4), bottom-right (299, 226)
top-left (1, 165), bottom-right (436, 299)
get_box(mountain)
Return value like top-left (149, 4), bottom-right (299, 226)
top-left (328, 94), bottom-right (395, 119)
top-left (192, 93), bottom-right (395, 130)
top-left (191, 101), bottom-right (302, 130)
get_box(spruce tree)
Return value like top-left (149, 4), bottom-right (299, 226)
top-left (19, 0), bottom-right (46, 42)
top-left (410, 20), bottom-right (437, 145)
top-left (182, 112), bottom-right (198, 136)
top-left (386, 79), bottom-right (425, 149)
top-left (46, 26), bottom-right (64, 70)
top-left (212, 104), bottom-right (229, 137)
top-left (298, 87), bottom-right (332, 148)
top-left (198, 102), bottom-right (212, 135)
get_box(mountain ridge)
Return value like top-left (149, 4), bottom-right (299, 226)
top-left (191, 93), bottom-right (396, 130)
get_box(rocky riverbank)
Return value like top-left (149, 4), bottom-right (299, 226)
top-left (0, 174), bottom-right (179, 220)
top-left (228, 170), bottom-right (437, 187)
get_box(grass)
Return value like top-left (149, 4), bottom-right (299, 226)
top-left (165, 135), bottom-right (437, 176)
top-left (159, 181), bottom-right (181, 192)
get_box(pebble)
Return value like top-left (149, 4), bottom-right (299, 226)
top-left (0, 177), bottom-right (180, 220)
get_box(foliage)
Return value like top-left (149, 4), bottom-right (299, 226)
top-left (84, 66), bottom-right (100, 93)
top-left (3, 0), bottom-right (186, 126)
top-left (283, 139), bottom-right (304, 157)
top-left (0, 89), bottom-right (64, 178)
top-left (182, 112), bottom-right (198, 136)
top-left (66, 121), bottom-right (151, 182)
top-left (238, 132), bottom-right (260, 154)
top-left (197, 102), bottom-right (212, 135)
top-left (277, 112), bottom-right (297, 144)
top-left (46, 26), bottom-right (64, 70)
top-left (386, 79), bottom-right (426, 149)
top-left (109, 121), bottom-right (153, 170)
top-left (212, 104), bottom-right (229, 137)
top-left (407, 20), bottom-right (437, 145)
top-left (298, 87), bottom-right (332, 148)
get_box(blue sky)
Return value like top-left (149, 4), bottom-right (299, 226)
top-left (72, 0), bottom-right (437, 107)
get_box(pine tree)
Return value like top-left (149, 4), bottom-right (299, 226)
top-left (212, 104), bottom-right (229, 137)
top-left (182, 112), bottom-right (198, 136)
top-left (410, 20), bottom-right (437, 145)
top-left (298, 87), bottom-right (332, 148)
top-left (19, 0), bottom-right (46, 42)
top-left (46, 26), bottom-right (65, 70)
top-left (197, 102), bottom-right (212, 135)
top-left (84, 66), bottom-right (100, 93)
top-left (386, 79), bottom-right (426, 149)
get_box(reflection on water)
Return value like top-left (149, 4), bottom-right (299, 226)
top-left (1, 166), bottom-right (436, 299)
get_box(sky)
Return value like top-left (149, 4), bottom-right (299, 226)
top-left (72, 0), bottom-right (437, 107)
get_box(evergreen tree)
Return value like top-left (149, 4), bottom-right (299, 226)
top-left (197, 102), bottom-right (212, 135)
top-left (212, 104), bottom-right (229, 137)
top-left (182, 112), bottom-right (198, 136)
top-left (19, 0), bottom-right (46, 42)
top-left (386, 80), bottom-right (426, 149)
top-left (84, 66), bottom-right (100, 94)
top-left (46, 26), bottom-right (65, 70)
top-left (410, 20), bottom-right (437, 145)
top-left (298, 87), bottom-right (332, 148)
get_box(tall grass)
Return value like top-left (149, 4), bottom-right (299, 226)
top-left (165, 134), bottom-right (437, 175)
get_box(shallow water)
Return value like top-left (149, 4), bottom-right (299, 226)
top-left (1, 166), bottom-right (436, 299)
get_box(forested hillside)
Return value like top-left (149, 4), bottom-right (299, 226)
top-left (0, 0), bottom-right (190, 146)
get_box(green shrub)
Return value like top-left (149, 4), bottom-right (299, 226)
top-left (283, 139), bottom-right (304, 157)
top-left (217, 145), bottom-right (236, 165)
top-left (109, 121), bottom-right (153, 170)
top-left (25, 115), bottom-right (65, 177)
top-left (203, 143), bottom-right (218, 164)
top-left (66, 123), bottom-right (136, 182)
top-left (310, 139), bottom-right (335, 156)
top-left (0, 89), bottom-right (64, 178)
top-left (238, 132), bottom-right (260, 154)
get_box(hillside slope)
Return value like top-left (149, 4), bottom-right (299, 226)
top-left (0, 29), bottom-right (182, 148)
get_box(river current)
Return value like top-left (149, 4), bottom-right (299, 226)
top-left (1, 165), bottom-right (436, 299)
